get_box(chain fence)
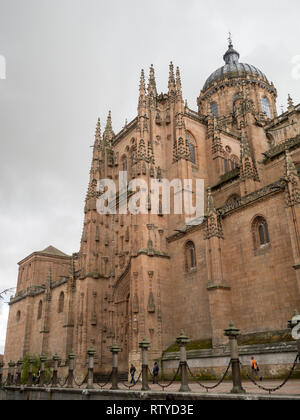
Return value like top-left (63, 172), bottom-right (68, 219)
top-left (187, 360), bottom-right (232, 392)
top-left (95, 371), bottom-right (113, 389)
top-left (240, 354), bottom-right (300, 395)
top-left (119, 371), bottom-right (142, 389)
top-left (148, 364), bottom-right (181, 391)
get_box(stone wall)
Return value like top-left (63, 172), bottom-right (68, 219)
top-left (162, 342), bottom-right (299, 380)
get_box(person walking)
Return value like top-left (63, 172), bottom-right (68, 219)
top-left (130, 364), bottom-right (136, 385)
top-left (152, 362), bottom-right (159, 384)
top-left (250, 357), bottom-right (262, 381)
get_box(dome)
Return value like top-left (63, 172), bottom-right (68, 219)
top-left (202, 42), bottom-right (269, 93)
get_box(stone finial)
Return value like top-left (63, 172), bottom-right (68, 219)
top-left (103, 111), bottom-right (114, 143)
top-left (176, 330), bottom-right (190, 345)
top-left (40, 355), bottom-right (47, 363)
top-left (87, 347), bottom-right (96, 357)
top-left (68, 350), bottom-right (76, 360)
top-left (148, 64), bottom-right (157, 97)
top-left (139, 338), bottom-right (151, 349)
top-left (175, 66), bottom-right (183, 103)
top-left (224, 321), bottom-right (241, 339)
top-left (138, 69), bottom-right (146, 111)
top-left (205, 188), bottom-right (224, 240)
top-left (240, 127), bottom-right (260, 182)
top-left (288, 94), bottom-right (295, 111)
top-left (110, 343), bottom-right (122, 353)
top-left (94, 118), bottom-right (101, 146)
top-left (168, 61), bottom-right (176, 95)
top-left (53, 354), bottom-right (61, 363)
top-left (284, 149), bottom-right (300, 206)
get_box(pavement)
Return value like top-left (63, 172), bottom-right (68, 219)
top-left (92, 379), bottom-right (300, 396)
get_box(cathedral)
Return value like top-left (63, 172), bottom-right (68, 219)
top-left (4, 40), bottom-right (300, 375)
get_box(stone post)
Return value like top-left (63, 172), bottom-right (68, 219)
top-left (7, 361), bottom-right (15, 386)
top-left (288, 310), bottom-right (300, 355)
top-left (16, 359), bottom-right (24, 386)
top-left (224, 322), bottom-right (245, 394)
top-left (67, 351), bottom-right (76, 388)
top-left (39, 355), bottom-right (47, 387)
top-left (28, 357), bottom-right (35, 386)
top-left (86, 348), bottom-right (96, 389)
top-left (176, 330), bottom-right (191, 393)
top-left (139, 338), bottom-right (151, 391)
top-left (110, 343), bottom-right (122, 390)
top-left (52, 354), bottom-right (61, 388)
top-left (0, 362), bottom-right (4, 385)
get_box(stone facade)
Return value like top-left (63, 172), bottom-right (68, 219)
top-left (4, 41), bottom-right (300, 375)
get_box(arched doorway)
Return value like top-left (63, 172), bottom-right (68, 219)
top-left (113, 273), bottom-right (131, 373)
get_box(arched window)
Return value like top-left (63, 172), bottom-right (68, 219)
top-left (121, 155), bottom-right (127, 171)
top-left (58, 292), bottom-right (64, 314)
top-left (252, 216), bottom-right (270, 250)
top-left (37, 300), bottom-right (43, 320)
top-left (261, 97), bottom-right (271, 119)
top-left (229, 155), bottom-right (239, 170)
top-left (210, 102), bottom-right (219, 118)
top-left (16, 311), bottom-right (21, 322)
top-left (186, 132), bottom-right (196, 164)
top-left (185, 241), bottom-right (196, 272)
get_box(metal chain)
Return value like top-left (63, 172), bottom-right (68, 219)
top-left (119, 371), bottom-right (142, 389)
top-left (240, 354), bottom-right (299, 394)
top-left (149, 364), bottom-right (181, 390)
top-left (57, 372), bottom-right (71, 388)
top-left (72, 372), bottom-right (89, 388)
top-left (95, 371), bottom-right (113, 389)
top-left (187, 360), bottom-right (232, 392)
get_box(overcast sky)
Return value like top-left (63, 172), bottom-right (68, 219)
top-left (0, 0), bottom-right (299, 354)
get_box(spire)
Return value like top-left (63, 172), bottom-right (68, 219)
top-left (94, 118), bottom-right (101, 147)
top-left (285, 148), bottom-right (297, 177)
top-left (240, 123), bottom-right (259, 182)
top-left (148, 64), bottom-right (157, 97)
top-left (223, 34), bottom-right (240, 65)
top-left (284, 149), bottom-right (300, 206)
top-left (103, 111), bottom-right (114, 143)
top-left (205, 188), bottom-right (224, 240)
top-left (168, 62), bottom-right (176, 96)
top-left (138, 69), bottom-right (146, 111)
top-left (288, 94), bottom-right (295, 112)
top-left (207, 188), bottom-right (215, 213)
top-left (176, 66), bottom-right (183, 101)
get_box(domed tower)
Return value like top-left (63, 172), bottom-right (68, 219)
top-left (197, 38), bottom-right (277, 127)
